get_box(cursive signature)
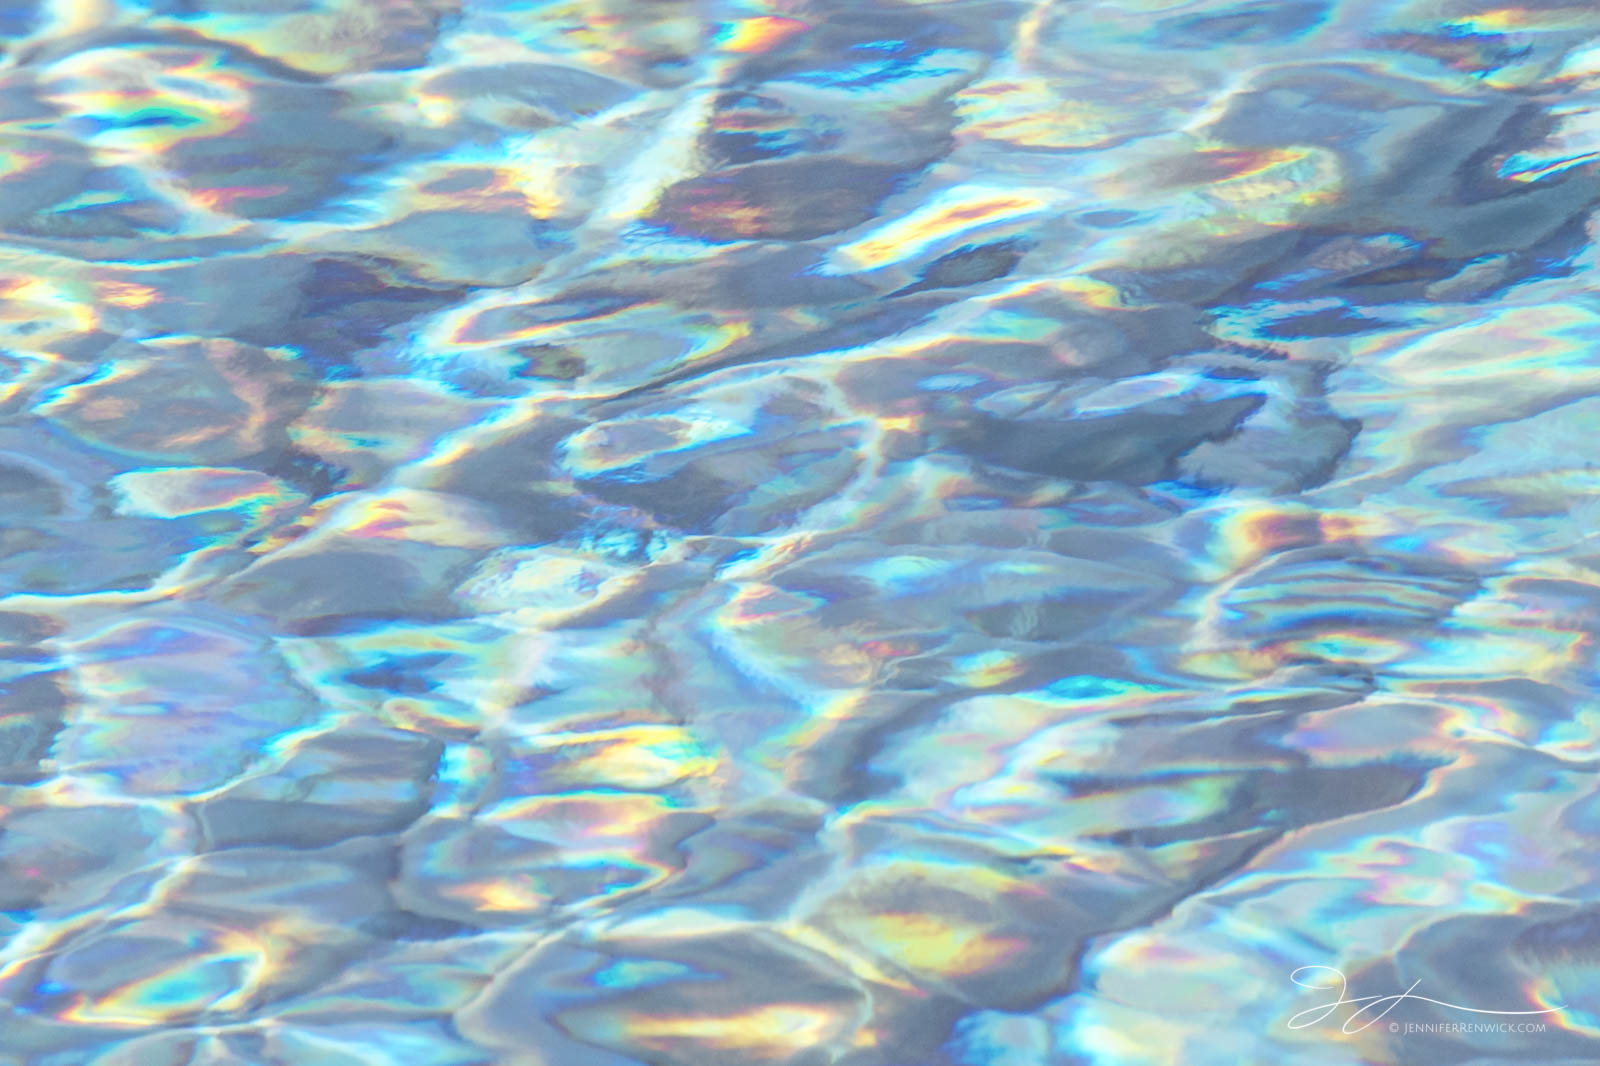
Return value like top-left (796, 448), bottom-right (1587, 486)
top-left (1287, 966), bottom-right (1563, 1034)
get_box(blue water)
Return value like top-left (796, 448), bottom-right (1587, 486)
top-left (1, 1), bottom-right (1600, 1063)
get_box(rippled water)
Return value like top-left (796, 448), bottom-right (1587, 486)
top-left (4, 0), bottom-right (1600, 1063)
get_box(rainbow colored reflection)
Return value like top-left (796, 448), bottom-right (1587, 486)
top-left (2, 0), bottom-right (1600, 1064)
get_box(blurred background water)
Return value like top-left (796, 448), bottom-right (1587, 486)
top-left (1, 0), bottom-right (1600, 1063)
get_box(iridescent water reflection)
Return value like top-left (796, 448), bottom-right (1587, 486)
top-left (2, 0), bottom-right (1600, 1063)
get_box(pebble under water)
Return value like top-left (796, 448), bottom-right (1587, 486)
top-left (1, 0), bottom-right (1600, 1063)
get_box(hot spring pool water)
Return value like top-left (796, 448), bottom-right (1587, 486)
top-left (0, 1), bottom-right (1599, 1063)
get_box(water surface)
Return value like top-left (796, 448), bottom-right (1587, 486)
top-left (2, 1), bottom-right (1600, 1063)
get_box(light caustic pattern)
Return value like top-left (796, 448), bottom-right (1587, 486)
top-left (3, 0), bottom-right (1600, 1063)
